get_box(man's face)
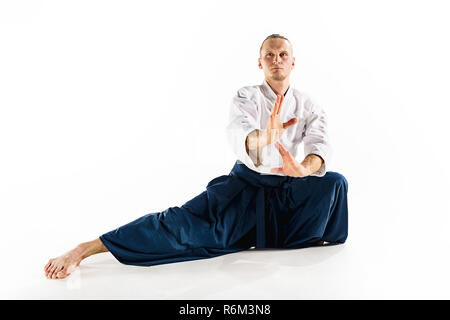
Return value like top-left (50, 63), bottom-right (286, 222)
top-left (258, 38), bottom-right (295, 81)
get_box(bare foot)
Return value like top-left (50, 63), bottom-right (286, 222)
top-left (44, 246), bottom-right (84, 279)
top-left (44, 239), bottom-right (108, 279)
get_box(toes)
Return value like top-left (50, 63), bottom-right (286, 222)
top-left (51, 268), bottom-right (60, 279)
top-left (45, 263), bottom-right (54, 277)
top-left (48, 265), bottom-right (59, 279)
top-left (56, 265), bottom-right (64, 274)
top-left (46, 264), bottom-right (54, 274)
top-left (52, 265), bottom-right (67, 279)
top-left (50, 264), bottom-right (57, 273)
top-left (54, 266), bottom-right (64, 278)
top-left (55, 266), bottom-right (66, 278)
top-left (46, 265), bottom-right (55, 277)
top-left (56, 269), bottom-right (68, 279)
top-left (44, 261), bottom-right (53, 272)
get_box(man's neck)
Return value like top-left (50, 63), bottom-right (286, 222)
top-left (265, 78), bottom-right (290, 96)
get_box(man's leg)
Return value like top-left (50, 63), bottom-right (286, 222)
top-left (318, 172), bottom-right (349, 244)
top-left (98, 190), bottom-right (254, 267)
top-left (283, 171), bottom-right (349, 248)
top-left (44, 238), bottom-right (108, 279)
top-left (44, 173), bottom-right (255, 278)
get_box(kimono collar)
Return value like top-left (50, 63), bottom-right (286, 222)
top-left (261, 78), bottom-right (293, 104)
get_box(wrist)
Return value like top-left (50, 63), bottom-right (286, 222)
top-left (296, 163), bottom-right (311, 177)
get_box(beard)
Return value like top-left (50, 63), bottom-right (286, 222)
top-left (270, 72), bottom-right (287, 81)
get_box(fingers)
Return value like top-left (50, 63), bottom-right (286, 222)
top-left (278, 95), bottom-right (284, 115)
top-left (275, 94), bottom-right (284, 115)
top-left (274, 95), bottom-right (281, 115)
top-left (270, 167), bottom-right (284, 174)
top-left (283, 117), bottom-right (298, 129)
top-left (274, 141), bottom-right (288, 156)
top-left (271, 95), bottom-right (280, 116)
top-left (271, 94), bottom-right (284, 116)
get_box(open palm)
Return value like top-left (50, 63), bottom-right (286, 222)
top-left (262, 94), bottom-right (298, 146)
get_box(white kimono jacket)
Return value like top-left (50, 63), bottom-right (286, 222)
top-left (226, 78), bottom-right (332, 177)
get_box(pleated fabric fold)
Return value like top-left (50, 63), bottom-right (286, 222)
top-left (99, 161), bottom-right (348, 266)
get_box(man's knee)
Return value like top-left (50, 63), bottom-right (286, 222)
top-left (324, 172), bottom-right (348, 190)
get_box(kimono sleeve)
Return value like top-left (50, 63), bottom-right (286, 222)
top-left (303, 99), bottom-right (333, 177)
top-left (225, 88), bottom-right (260, 171)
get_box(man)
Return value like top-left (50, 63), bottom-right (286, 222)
top-left (44, 34), bottom-right (348, 280)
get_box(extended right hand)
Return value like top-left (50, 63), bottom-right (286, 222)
top-left (247, 94), bottom-right (298, 150)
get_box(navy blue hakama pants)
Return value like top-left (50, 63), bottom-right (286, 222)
top-left (99, 161), bottom-right (348, 267)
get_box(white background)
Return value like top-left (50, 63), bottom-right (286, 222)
top-left (1, 0), bottom-right (449, 299)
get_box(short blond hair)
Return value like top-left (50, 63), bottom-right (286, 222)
top-left (259, 34), bottom-right (292, 56)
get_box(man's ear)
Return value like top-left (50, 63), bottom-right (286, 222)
top-left (258, 58), bottom-right (262, 69)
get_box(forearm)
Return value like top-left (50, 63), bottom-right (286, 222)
top-left (245, 130), bottom-right (262, 166)
top-left (246, 129), bottom-right (264, 151)
top-left (301, 154), bottom-right (324, 176)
